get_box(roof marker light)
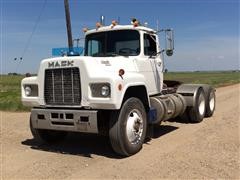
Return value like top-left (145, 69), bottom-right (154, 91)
top-left (83, 27), bottom-right (89, 33)
top-left (111, 20), bottom-right (118, 28)
top-left (96, 22), bottom-right (102, 29)
top-left (131, 18), bottom-right (139, 27)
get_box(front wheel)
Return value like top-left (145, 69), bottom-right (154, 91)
top-left (30, 118), bottom-right (68, 143)
top-left (109, 98), bottom-right (147, 156)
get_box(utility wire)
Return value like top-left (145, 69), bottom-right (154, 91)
top-left (15, 0), bottom-right (47, 74)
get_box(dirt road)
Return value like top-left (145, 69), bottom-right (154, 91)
top-left (1, 84), bottom-right (239, 179)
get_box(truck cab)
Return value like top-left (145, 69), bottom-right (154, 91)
top-left (22, 25), bottom-right (165, 109)
top-left (85, 25), bottom-right (164, 94)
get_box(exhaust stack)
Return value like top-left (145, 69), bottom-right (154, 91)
top-left (64, 0), bottom-right (73, 49)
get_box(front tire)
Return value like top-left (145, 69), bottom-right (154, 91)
top-left (109, 98), bottom-right (147, 156)
top-left (30, 118), bottom-right (68, 143)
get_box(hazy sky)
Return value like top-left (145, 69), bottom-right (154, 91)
top-left (0, 0), bottom-right (239, 74)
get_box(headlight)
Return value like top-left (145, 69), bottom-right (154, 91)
top-left (90, 83), bottom-right (111, 98)
top-left (101, 85), bottom-right (110, 97)
top-left (23, 85), bottom-right (38, 97)
top-left (25, 86), bottom-right (32, 96)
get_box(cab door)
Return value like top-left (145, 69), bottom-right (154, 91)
top-left (143, 33), bottom-right (163, 93)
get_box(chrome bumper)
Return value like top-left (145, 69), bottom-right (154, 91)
top-left (31, 108), bottom-right (98, 133)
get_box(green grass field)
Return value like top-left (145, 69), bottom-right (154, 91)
top-left (164, 71), bottom-right (240, 87)
top-left (0, 71), bottom-right (239, 111)
top-left (0, 75), bottom-right (30, 111)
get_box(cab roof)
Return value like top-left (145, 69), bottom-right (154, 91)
top-left (85, 25), bottom-right (157, 36)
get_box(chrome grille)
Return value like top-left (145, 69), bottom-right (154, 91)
top-left (44, 68), bottom-right (81, 105)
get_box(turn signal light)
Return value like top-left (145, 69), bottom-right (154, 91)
top-left (118, 84), bottom-right (123, 91)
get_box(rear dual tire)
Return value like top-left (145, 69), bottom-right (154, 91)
top-left (181, 86), bottom-right (216, 123)
top-left (181, 87), bottom-right (206, 123)
top-left (188, 87), bottom-right (206, 123)
top-left (204, 87), bottom-right (216, 117)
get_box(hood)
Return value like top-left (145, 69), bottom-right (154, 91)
top-left (39, 56), bottom-right (138, 73)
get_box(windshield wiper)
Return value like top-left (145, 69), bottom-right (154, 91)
top-left (107, 53), bottom-right (119, 57)
top-left (106, 52), bottom-right (127, 57)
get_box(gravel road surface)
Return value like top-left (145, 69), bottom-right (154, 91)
top-left (1, 84), bottom-right (239, 179)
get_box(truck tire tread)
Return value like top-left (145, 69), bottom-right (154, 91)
top-left (109, 97), bottom-right (147, 156)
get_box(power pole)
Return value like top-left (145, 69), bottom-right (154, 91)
top-left (64, 0), bottom-right (73, 50)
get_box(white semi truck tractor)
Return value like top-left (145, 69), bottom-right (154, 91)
top-left (21, 14), bottom-right (216, 156)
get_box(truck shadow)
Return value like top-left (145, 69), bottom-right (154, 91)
top-left (21, 125), bottom-right (178, 159)
top-left (21, 133), bottom-right (120, 159)
top-left (149, 125), bottom-right (178, 139)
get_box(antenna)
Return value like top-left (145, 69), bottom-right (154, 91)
top-left (117, 17), bottom-right (120, 24)
top-left (157, 19), bottom-right (159, 31)
top-left (100, 15), bottom-right (105, 26)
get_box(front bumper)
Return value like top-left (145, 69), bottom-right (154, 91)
top-left (31, 108), bottom-right (98, 133)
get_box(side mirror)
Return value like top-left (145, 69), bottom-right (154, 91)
top-left (165, 29), bottom-right (174, 56)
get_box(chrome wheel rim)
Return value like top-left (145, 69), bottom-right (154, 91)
top-left (198, 93), bottom-right (206, 116)
top-left (126, 109), bottom-right (143, 145)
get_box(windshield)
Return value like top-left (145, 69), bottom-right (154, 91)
top-left (84, 30), bottom-right (140, 57)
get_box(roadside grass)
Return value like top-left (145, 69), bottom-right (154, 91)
top-left (0, 71), bottom-right (239, 112)
top-left (164, 71), bottom-right (240, 87)
top-left (0, 75), bottom-right (30, 111)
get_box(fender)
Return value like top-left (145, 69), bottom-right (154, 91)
top-left (119, 82), bottom-right (150, 109)
top-left (176, 84), bottom-right (204, 107)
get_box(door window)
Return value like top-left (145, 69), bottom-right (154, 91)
top-left (144, 34), bottom-right (157, 56)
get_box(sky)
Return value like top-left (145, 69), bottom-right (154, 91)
top-left (0, 0), bottom-right (239, 74)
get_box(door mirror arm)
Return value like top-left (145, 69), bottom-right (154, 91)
top-left (149, 49), bottom-right (165, 58)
